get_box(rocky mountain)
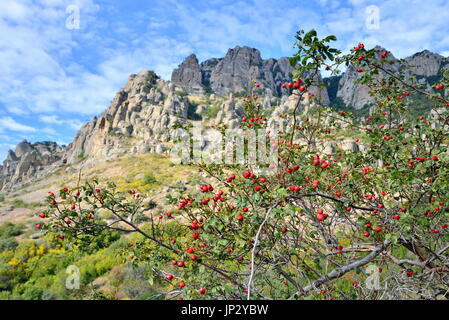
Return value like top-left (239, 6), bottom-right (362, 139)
top-left (331, 47), bottom-right (449, 109)
top-left (0, 46), bottom-right (447, 192)
top-left (64, 70), bottom-right (190, 164)
top-left (0, 141), bottom-right (65, 190)
top-left (0, 69), bottom-right (244, 191)
top-left (172, 46), bottom-right (295, 97)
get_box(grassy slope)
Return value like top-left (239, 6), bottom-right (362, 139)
top-left (0, 153), bottom-right (199, 299)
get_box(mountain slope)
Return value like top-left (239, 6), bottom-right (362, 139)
top-left (1, 46), bottom-right (447, 192)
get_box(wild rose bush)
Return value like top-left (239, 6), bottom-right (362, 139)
top-left (38, 30), bottom-right (449, 300)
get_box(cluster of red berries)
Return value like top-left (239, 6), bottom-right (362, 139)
top-left (178, 198), bottom-right (193, 210)
top-left (243, 170), bottom-right (255, 179)
top-left (226, 174), bottom-right (236, 183)
top-left (316, 209), bottom-right (328, 222)
top-left (281, 78), bottom-right (306, 92)
top-left (200, 184), bottom-right (214, 192)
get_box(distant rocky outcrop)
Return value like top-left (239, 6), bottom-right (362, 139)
top-left (1, 46), bottom-right (447, 192)
top-left (172, 46), bottom-right (297, 97)
top-left (171, 54), bottom-right (204, 95)
top-left (65, 70), bottom-right (190, 164)
top-left (0, 141), bottom-right (65, 190)
top-left (333, 47), bottom-right (449, 109)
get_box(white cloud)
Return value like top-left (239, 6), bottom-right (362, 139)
top-left (1, 0), bottom-right (449, 164)
top-left (320, 0), bottom-right (449, 58)
top-left (0, 117), bottom-right (36, 133)
top-left (0, 0), bottom-right (195, 119)
top-left (39, 115), bottom-right (84, 130)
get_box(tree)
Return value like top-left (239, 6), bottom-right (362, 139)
top-left (38, 30), bottom-right (449, 300)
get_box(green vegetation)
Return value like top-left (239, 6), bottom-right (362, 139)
top-left (187, 100), bottom-right (202, 120)
top-left (10, 199), bottom-right (41, 209)
top-left (142, 173), bottom-right (157, 185)
top-left (174, 89), bottom-right (188, 97)
top-left (204, 104), bottom-right (221, 118)
top-left (77, 152), bottom-right (87, 161)
top-left (0, 223), bottom-right (24, 238)
top-left (0, 224), bottom-right (126, 299)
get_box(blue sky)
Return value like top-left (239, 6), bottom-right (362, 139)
top-left (1, 0), bottom-right (449, 161)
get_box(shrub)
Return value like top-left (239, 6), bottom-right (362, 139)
top-left (142, 174), bottom-right (157, 185)
top-left (0, 223), bottom-right (24, 238)
top-left (10, 199), bottom-right (41, 209)
top-left (39, 29), bottom-right (449, 301)
top-left (0, 238), bottom-right (18, 253)
top-left (175, 90), bottom-right (188, 97)
top-left (204, 104), bottom-right (221, 118)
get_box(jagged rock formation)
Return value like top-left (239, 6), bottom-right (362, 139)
top-left (1, 46), bottom-right (447, 192)
top-left (405, 50), bottom-right (448, 77)
top-left (171, 54), bottom-right (204, 95)
top-left (65, 70), bottom-right (190, 164)
top-left (172, 46), bottom-right (296, 97)
top-left (334, 47), bottom-right (449, 109)
top-left (0, 141), bottom-right (65, 190)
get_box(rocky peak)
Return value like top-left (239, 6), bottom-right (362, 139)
top-left (209, 46), bottom-right (264, 95)
top-left (0, 141), bottom-right (65, 191)
top-left (64, 69), bottom-right (190, 165)
top-left (404, 50), bottom-right (448, 77)
top-left (171, 54), bottom-right (204, 95)
top-left (171, 46), bottom-right (297, 98)
top-left (2, 46), bottom-right (447, 192)
top-left (15, 140), bottom-right (33, 158)
top-left (333, 47), bottom-right (448, 109)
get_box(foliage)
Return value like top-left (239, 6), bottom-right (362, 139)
top-left (175, 90), bottom-right (188, 97)
top-left (204, 104), bottom-right (221, 118)
top-left (0, 222), bottom-right (24, 238)
top-left (10, 199), bottom-right (41, 209)
top-left (187, 101), bottom-right (202, 120)
top-left (142, 174), bottom-right (157, 186)
top-left (36, 29), bottom-right (449, 301)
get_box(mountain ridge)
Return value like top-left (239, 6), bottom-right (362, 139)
top-left (1, 45), bottom-right (447, 192)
